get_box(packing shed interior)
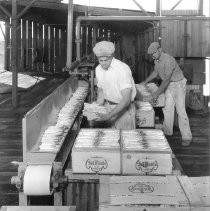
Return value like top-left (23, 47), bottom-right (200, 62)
top-left (0, 0), bottom-right (210, 208)
top-left (0, 0), bottom-right (209, 86)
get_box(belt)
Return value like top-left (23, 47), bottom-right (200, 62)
top-left (105, 100), bottom-right (118, 105)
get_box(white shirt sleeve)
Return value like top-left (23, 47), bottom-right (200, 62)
top-left (118, 66), bottom-right (133, 91)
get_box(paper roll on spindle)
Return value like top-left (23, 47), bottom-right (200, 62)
top-left (23, 165), bottom-right (52, 195)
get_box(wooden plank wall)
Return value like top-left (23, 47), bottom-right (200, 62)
top-left (137, 19), bottom-right (210, 88)
top-left (137, 26), bottom-right (158, 82)
top-left (5, 19), bottom-right (67, 73)
top-left (187, 20), bottom-right (210, 57)
top-left (161, 20), bottom-right (185, 57)
top-left (161, 20), bottom-right (210, 57)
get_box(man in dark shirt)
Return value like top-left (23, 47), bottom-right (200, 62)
top-left (141, 42), bottom-right (192, 146)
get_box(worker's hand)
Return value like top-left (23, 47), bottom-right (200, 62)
top-left (139, 81), bottom-right (146, 86)
top-left (150, 93), bottom-right (159, 106)
top-left (144, 94), bottom-right (158, 105)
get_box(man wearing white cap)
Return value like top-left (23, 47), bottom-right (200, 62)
top-left (92, 41), bottom-right (136, 129)
top-left (140, 42), bottom-right (192, 146)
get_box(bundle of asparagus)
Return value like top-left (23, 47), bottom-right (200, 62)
top-left (39, 86), bottom-right (88, 152)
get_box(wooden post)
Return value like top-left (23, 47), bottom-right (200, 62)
top-left (198, 0), bottom-right (203, 16)
top-left (183, 20), bottom-right (188, 60)
top-left (20, 19), bottom-right (26, 70)
top-left (38, 23), bottom-right (43, 72)
top-left (32, 21), bottom-right (37, 72)
top-left (156, 0), bottom-right (161, 16)
top-left (11, 0), bottom-right (18, 107)
top-left (54, 28), bottom-right (59, 72)
top-left (66, 0), bottom-right (74, 68)
top-left (25, 20), bottom-right (29, 70)
top-left (4, 22), bottom-right (9, 70)
top-left (92, 25), bottom-right (97, 47)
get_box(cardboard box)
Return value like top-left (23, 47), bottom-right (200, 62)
top-left (121, 129), bottom-right (172, 175)
top-left (72, 129), bottom-right (120, 174)
top-left (189, 176), bottom-right (210, 206)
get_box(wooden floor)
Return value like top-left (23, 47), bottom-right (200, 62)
top-left (0, 72), bottom-right (209, 206)
top-left (168, 108), bottom-right (210, 177)
top-left (0, 72), bottom-right (67, 205)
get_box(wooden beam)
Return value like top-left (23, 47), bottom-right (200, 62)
top-left (2, 0), bottom-right (67, 11)
top-left (17, 0), bottom-right (37, 19)
top-left (11, 0), bottom-right (18, 107)
top-left (156, 0), bottom-right (161, 16)
top-left (198, 0), bottom-right (203, 16)
top-left (171, 0), bottom-right (183, 10)
top-left (132, 0), bottom-right (150, 16)
top-left (4, 22), bottom-right (9, 70)
top-left (0, 4), bottom-right (11, 17)
top-left (66, 0), bottom-right (74, 68)
top-left (183, 20), bottom-right (188, 58)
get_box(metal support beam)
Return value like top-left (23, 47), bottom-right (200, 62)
top-left (0, 4), bottom-right (11, 17)
top-left (171, 0), bottom-right (183, 10)
top-left (132, 0), bottom-right (150, 16)
top-left (11, 0), bottom-right (18, 107)
top-left (17, 0), bottom-right (37, 19)
top-left (66, 0), bottom-right (74, 68)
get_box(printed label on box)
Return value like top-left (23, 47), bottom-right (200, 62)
top-left (128, 183), bottom-right (154, 193)
top-left (135, 159), bottom-right (158, 173)
top-left (85, 157), bottom-right (108, 173)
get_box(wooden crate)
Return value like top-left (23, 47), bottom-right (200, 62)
top-left (135, 101), bottom-right (155, 128)
top-left (189, 176), bottom-right (210, 206)
top-left (0, 207), bottom-right (75, 211)
top-left (99, 205), bottom-right (210, 211)
top-left (121, 129), bottom-right (172, 175)
top-left (72, 129), bottom-right (121, 174)
top-left (99, 175), bottom-right (202, 208)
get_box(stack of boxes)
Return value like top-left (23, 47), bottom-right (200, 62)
top-left (135, 101), bottom-right (155, 128)
top-left (71, 83), bottom-right (206, 210)
top-left (72, 129), bottom-right (172, 175)
top-left (71, 129), bottom-right (204, 209)
top-left (135, 83), bottom-right (165, 128)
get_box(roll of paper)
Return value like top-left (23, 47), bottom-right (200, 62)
top-left (23, 165), bottom-right (52, 195)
